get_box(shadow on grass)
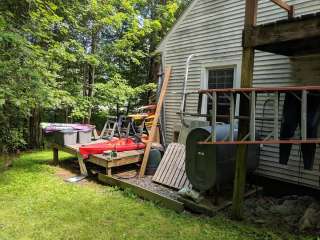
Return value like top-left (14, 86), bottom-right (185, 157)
top-left (1, 150), bottom-right (76, 175)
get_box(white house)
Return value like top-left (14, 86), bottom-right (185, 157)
top-left (156, 0), bottom-right (320, 189)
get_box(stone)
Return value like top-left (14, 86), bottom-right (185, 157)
top-left (299, 202), bottom-right (320, 231)
top-left (255, 206), bottom-right (267, 216)
top-left (254, 219), bottom-right (267, 224)
top-left (270, 197), bottom-right (311, 216)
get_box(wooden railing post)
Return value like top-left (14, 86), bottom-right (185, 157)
top-left (232, 0), bottom-right (258, 220)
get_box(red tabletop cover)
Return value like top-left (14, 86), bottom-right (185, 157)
top-left (79, 138), bottom-right (145, 159)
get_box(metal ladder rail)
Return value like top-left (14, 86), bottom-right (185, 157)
top-left (197, 86), bottom-right (320, 145)
top-left (177, 91), bottom-right (279, 142)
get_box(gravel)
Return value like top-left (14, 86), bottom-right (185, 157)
top-left (114, 173), bottom-right (180, 200)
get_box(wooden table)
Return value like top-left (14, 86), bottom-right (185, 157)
top-left (51, 140), bottom-right (144, 176)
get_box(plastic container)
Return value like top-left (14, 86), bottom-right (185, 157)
top-left (54, 130), bottom-right (77, 146)
top-left (78, 130), bottom-right (92, 144)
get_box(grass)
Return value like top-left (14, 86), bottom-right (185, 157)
top-left (0, 151), bottom-right (314, 240)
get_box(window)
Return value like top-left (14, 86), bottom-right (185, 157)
top-left (207, 68), bottom-right (234, 122)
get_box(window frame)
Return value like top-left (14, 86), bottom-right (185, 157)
top-left (200, 60), bottom-right (241, 116)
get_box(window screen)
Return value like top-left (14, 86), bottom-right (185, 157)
top-left (207, 68), bottom-right (234, 122)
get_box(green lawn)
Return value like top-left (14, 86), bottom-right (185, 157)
top-left (0, 151), bottom-right (312, 240)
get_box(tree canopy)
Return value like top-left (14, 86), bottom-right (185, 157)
top-left (0, 0), bottom-right (190, 152)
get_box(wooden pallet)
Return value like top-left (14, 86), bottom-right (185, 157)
top-left (152, 143), bottom-right (191, 190)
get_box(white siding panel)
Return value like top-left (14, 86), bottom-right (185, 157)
top-left (162, 0), bottom-right (320, 189)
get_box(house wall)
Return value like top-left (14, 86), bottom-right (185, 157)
top-left (160, 0), bottom-right (320, 189)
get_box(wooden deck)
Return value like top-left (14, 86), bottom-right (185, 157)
top-left (51, 140), bottom-right (144, 176)
top-left (243, 12), bottom-right (320, 56)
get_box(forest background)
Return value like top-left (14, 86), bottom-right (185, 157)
top-left (0, 0), bottom-right (191, 152)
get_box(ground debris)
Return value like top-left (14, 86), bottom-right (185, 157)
top-left (299, 202), bottom-right (320, 232)
top-left (242, 194), bottom-right (320, 234)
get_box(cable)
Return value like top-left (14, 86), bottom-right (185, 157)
top-left (259, 94), bottom-right (273, 138)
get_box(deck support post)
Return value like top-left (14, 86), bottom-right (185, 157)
top-left (53, 147), bottom-right (59, 165)
top-left (232, 0), bottom-right (257, 220)
top-left (211, 92), bottom-right (217, 142)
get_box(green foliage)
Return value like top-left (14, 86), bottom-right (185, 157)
top-left (94, 75), bottom-right (157, 107)
top-left (0, 0), bottom-right (186, 151)
top-left (0, 128), bottom-right (26, 153)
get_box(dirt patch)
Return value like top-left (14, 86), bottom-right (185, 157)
top-left (236, 194), bottom-right (320, 235)
top-left (54, 160), bottom-right (101, 189)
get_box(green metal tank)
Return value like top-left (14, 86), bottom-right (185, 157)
top-left (185, 124), bottom-right (260, 192)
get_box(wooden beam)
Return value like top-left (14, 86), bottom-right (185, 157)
top-left (244, 0), bottom-right (258, 27)
top-left (98, 173), bottom-right (184, 212)
top-left (199, 140), bottom-right (320, 145)
top-left (199, 85), bottom-right (320, 94)
top-left (139, 67), bottom-right (172, 177)
top-left (232, 0), bottom-right (257, 220)
top-left (244, 16), bottom-right (320, 49)
top-left (270, 0), bottom-right (294, 18)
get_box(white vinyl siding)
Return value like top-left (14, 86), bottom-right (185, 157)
top-left (159, 0), bottom-right (320, 189)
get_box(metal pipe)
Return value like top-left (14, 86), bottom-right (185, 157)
top-left (180, 54), bottom-right (195, 127)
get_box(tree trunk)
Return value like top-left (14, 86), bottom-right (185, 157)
top-left (146, 0), bottom-right (166, 102)
top-left (84, 31), bottom-right (97, 124)
top-left (147, 53), bottom-right (161, 84)
top-left (29, 107), bottom-right (42, 149)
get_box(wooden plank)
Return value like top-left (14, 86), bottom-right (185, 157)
top-left (232, 0), bottom-right (258, 220)
top-left (162, 145), bottom-right (184, 186)
top-left (139, 67), bottom-right (172, 177)
top-left (78, 155), bottom-right (88, 176)
top-left (153, 143), bottom-right (179, 185)
top-left (110, 149), bottom-right (144, 160)
top-left (199, 85), bottom-right (320, 94)
top-left (153, 143), bottom-right (175, 181)
top-left (244, 15), bottom-right (320, 49)
top-left (90, 150), bottom-right (143, 164)
top-left (87, 156), bottom-right (108, 168)
top-left (98, 173), bottom-right (184, 213)
top-left (244, 0), bottom-right (258, 27)
top-left (199, 140), bottom-right (320, 145)
top-left (270, 0), bottom-right (294, 18)
top-left (158, 144), bottom-right (181, 184)
top-left (152, 143), bottom-right (190, 190)
top-left (108, 156), bottom-right (141, 168)
top-left (270, 0), bottom-right (290, 11)
top-left (168, 146), bottom-right (186, 188)
top-left (175, 157), bottom-right (191, 190)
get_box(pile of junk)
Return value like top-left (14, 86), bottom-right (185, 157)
top-left (41, 104), bottom-right (163, 161)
